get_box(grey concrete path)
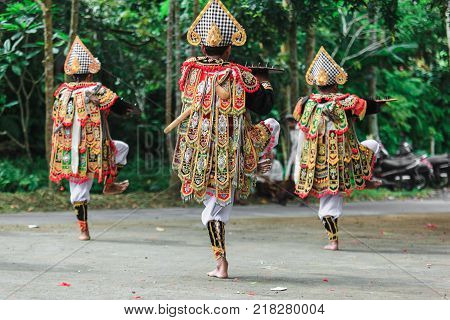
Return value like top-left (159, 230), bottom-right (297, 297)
top-left (0, 200), bottom-right (449, 300)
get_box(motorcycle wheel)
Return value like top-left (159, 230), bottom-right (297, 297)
top-left (413, 174), bottom-right (428, 190)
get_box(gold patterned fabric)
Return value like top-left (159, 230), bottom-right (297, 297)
top-left (49, 82), bottom-right (119, 184)
top-left (295, 93), bottom-right (376, 199)
top-left (173, 58), bottom-right (269, 206)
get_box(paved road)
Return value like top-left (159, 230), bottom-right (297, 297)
top-left (1, 199), bottom-right (448, 225)
top-left (0, 200), bottom-right (449, 300)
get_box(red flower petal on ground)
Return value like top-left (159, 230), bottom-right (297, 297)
top-left (58, 282), bottom-right (71, 287)
top-left (323, 278), bottom-right (329, 282)
top-left (132, 296), bottom-right (142, 300)
top-left (247, 291), bottom-right (256, 296)
top-left (425, 223), bottom-right (437, 230)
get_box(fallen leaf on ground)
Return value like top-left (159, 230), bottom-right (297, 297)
top-left (270, 287), bottom-right (287, 292)
top-left (58, 282), bottom-right (71, 287)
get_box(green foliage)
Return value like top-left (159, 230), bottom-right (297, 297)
top-left (0, 156), bottom-right (171, 194)
top-left (0, 0), bottom-right (42, 111)
top-left (0, 159), bottom-right (41, 192)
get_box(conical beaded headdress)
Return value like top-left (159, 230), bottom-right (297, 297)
top-left (64, 36), bottom-right (101, 76)
top-left (305, 47), bottom-right (348, 86)
top-left (187, 0), bottom-right (246, 47)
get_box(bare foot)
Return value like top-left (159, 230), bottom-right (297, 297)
top-left (207, 258), bottom-right (228, 279)
top-left (78, 221), bottom-right (90, 241)
top-left (323, 240), bottom-right (339, 251)
top-left (79, 231), bottom-right (90, 241)
top-left (103, 180), bottom-right (129, 195)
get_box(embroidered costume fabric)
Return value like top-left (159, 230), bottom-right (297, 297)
top-left (294, 93), bottom-right (376, 199)
top-left (49, 82), bottom-right (119, 184)
top-left (173, 58), bottom-right (273, 206)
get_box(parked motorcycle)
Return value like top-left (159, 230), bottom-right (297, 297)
top-left (396, 141), bottom-right (448, 188)
top-left (428, 154), bottom-right (449, 188)
top-left (375, 143), bottom-right (433, 191)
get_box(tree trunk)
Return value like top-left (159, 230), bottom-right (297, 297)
top-left (190, 0), bottom-right (199, 57)
top-left (68, 0), bottom-right (80, 46)
top-left (367, 2), bottom-right (379, 140)
top-left (165, 0), bottom-right (175, 162)
top-left (304, 24), bottom-right (316, 96)
top-left (288, 12), bottom-right (299, 110)
top-left (174, 0), bottom-right (182, 117)
top-left (446, 0), bottom-right (450, 64)
top-left (39, 0), bottom-right (55, 163)
top-left (65, 0), bottom-right (79, 83)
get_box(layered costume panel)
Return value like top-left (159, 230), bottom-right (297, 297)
top-left (293, 47), bottom-right (379, 200)
top-left (50, 82), bottom-right (120, 184)
top-left (174, 58), bottom-right (278, 207)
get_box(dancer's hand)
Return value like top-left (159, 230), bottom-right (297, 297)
top-left (89, 95), bottom-right (100, 105)
top-left (257, 159), bottom-right (272, 174)
top-left (322, 108), bottom-right (339, 123)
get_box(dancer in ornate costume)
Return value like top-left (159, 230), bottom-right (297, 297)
top-left (293, 47), bottom-right (388, 250)
top-left (49, 36), bottom-right (139, 241)
top-left (168, 0), bottom-right (280, 278)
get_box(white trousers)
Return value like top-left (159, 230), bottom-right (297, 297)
top-left (317, 139), bottom-right (380, 219)
top-left (201, 188), bottom-right (235, 226)
top-left (69, 140), bottom-right (129, 204)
